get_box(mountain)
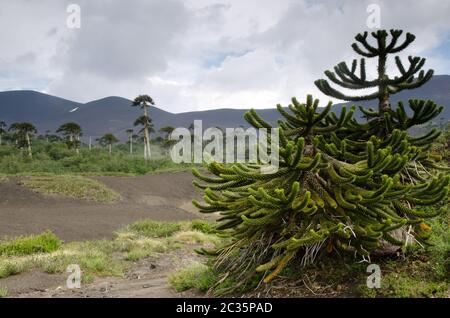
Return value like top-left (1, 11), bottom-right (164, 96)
top-left (0, 75), bottom-right (449, 141)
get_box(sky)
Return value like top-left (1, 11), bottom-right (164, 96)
top-left (0, 0), bottom-right (449, 113)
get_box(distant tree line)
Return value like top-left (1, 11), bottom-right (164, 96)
top-left (0, 94), bottom-right (181, 160)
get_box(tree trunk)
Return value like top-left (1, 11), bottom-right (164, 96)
top-left (143, 106), bottom-right (151, 161)
top-left (109, 144), bottom-right (112, 156)
top-left (26, 132), bottom-right (32, 158)
top-left (130, 135), bottom-right (133, 154)
top-left (76, 135), bottom-right (80, 155)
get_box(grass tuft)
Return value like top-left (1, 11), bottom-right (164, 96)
top-left (0, 231), bottom-right (62, 257)
top-left (168, 261), bottom-right (217, 292)
top-left (0, 286), bottom-right (7, 298)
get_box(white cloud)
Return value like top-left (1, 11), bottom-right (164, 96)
top-left (0, 0), bottom-right (449, 111)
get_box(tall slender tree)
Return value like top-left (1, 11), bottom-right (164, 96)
top-left (9, 122), bottom-right (37, 158)
top-left (131, 95), bottom-right (154, 160)
top-left (134, 114), bottom-right (154, 160)
top-left (57, 122), bottom-right (82, 154)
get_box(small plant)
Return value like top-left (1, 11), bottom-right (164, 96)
top-left (0, 286), bottom-right (8, 298)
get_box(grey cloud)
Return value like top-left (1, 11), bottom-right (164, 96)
top-left (0, 0), bottom-right (449, 110)
top-left (63, 0), bottom-right (190, 79)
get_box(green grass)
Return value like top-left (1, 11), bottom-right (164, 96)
top-left (0, 261), bottom-right (26, 279)
top-left (171, 231), bottom-right (222, 246)
top-left (169, 261), bottom-right (217, 292)
top-left (0, 140), bottom-right (194, 176)
top-left (120, 220), bottom-right (183, 238)
top-left (19, 175), bottom-right (121, 202)
top-left (124, 239), bottom-right (170, 262)
top-left (0, 220), bottom-right (224, 283)
top-left (37, 240), bottom-right (124, 283)
top-left (190, 220), bottom-right (216, 234)
top-left (0, 231), bottom-right (62, 257)
top-left (0, 286), bottom-right (7, 298)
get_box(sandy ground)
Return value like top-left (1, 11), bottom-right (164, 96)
top-left (0, 171), bottom-right (211, 298)
top-left (3, 248), bottom-right (204, 298)
top-left (0, 171), bottom-right (203, 242)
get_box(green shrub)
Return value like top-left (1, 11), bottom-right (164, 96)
top-left (0, 231), bottom-right (62, 257)
top-left (169, 262), bottom-right (217, 292)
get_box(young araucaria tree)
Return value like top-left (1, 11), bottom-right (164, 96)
top-left (57, 122), bottom-right (82, 154)
top-left (99, 133), bottom-right (119, 155)
top-left (9, 122), bottom-right (37, 158)
top-left (192, 29), bottom-right (449, 290)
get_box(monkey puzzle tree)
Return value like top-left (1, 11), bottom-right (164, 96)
top-left (134, 114), bottom-right (154, 160)
top-left (159, 125), bottom-right (176, 156)
top-left (98, 133), bottom-right (119, 155)
top-left (192, 29), bottom-right (449, 290)
top-left (57, 122), bottom-right (82, 154)
top-left (9, 122), bottom-right (37, 158)
top-left (132, 95), bottom-right (154, 160)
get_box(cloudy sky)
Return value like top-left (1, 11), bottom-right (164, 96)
top-left (0, 0), bottom-right (449, 112)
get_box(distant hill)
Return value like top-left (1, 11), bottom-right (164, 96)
top-left (0, 75), bottom-right (449, 141)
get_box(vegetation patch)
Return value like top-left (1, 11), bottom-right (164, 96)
top-left (0, 220), bottom-right (224, 286)
top-left (0, 140), bottom-right (194, 176)
top-left (0, 260), bottom-right (27, 279)
top-left (169, 261), bottom-right (217, 292)
top-left (120, 220), bottom-right (182, 238)
top-left (0, 231), bottom-right (62, 257)
top-left (189, 220), bottom-right (216, 234)
top-left (19, 175), bottom-right (120, 202)
top-left (172, 231), bottom-right (221, 246)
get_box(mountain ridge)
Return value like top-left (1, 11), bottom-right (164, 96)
top-left (1, 75), bottom-right (449, 140)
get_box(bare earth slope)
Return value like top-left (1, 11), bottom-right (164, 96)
top-left (0, 171), bottom-right (202, 241)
